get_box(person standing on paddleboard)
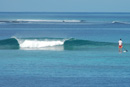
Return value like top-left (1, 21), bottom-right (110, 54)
top-left (118, 39), bottom-right (123, 53)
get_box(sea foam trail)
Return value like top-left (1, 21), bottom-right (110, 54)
top-left (0, 19), bottom-right (82, 23)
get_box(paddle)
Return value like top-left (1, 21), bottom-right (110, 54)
top-left (123, 47), bottom-right (128, 52)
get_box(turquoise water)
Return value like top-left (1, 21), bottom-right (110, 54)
top-left (0, 12), bottom-right (130, 87)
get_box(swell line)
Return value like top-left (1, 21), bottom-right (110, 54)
top-left (0, 37), bottom-right (120, 50)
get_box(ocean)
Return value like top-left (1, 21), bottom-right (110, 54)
top-left (0, 12), bottom-right (130, 87)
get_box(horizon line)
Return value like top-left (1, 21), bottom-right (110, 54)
top-left (0, 11), bottom-right (130, 13)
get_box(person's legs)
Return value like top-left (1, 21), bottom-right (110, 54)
top-left (119, 45), bottom-right (122, 53)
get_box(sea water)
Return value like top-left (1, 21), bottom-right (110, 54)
top-left (0, 12), bottom-right (130, 87)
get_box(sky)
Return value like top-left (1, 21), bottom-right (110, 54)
top-left (0, 0), bottom-right (130, 12)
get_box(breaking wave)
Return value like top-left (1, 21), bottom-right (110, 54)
top-left (0, 19), bottom-right (83, 23)
top-left (16, 37), bottom-right (65, 48)
top-left (0, 37), bottom-right (120, 50)
top-left (0, 19), bottom-right (130, 25)
top-left (112, 21), bottom-right (130, 24)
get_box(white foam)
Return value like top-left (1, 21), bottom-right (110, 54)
top-left (16, 19), bottom-right (63, 22)
top-left (63, 20), bottom-right (81, 22)
top-left (20, 46), bottom-right (64, 51)
top-left (15, 19), bottom-right (81, 23)
top-left (16, 39), bottom-right (65, 48)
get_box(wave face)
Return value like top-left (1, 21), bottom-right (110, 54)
top-left (64, 39), bottom-right (118, 50)
top-left (0, 38), bottom-right (19, 49)
top-left (64, 39), bottom-right (116, 46)
top-left (0, 37), bottom-right (119, 50)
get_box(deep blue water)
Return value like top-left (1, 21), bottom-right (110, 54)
top-left (0, 12), bottom-right (130, 87)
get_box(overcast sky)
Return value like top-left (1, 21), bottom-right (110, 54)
top-left (0, 0), bottom-right (130, 12)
